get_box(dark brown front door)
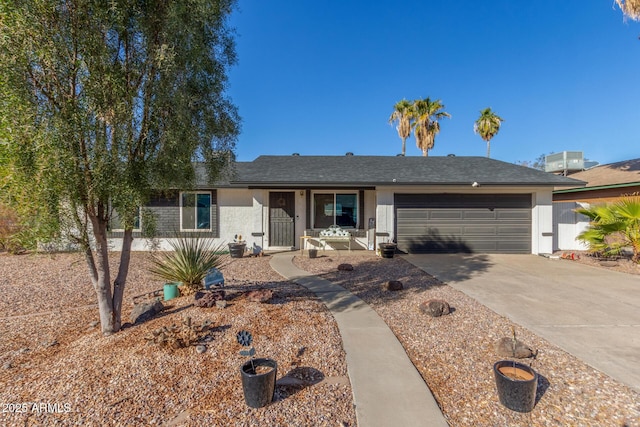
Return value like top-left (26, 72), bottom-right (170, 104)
top-left (269, 192), bottom-right (295, 247)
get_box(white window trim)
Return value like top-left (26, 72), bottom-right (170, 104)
top-left (180, 191), bottom-right (212, 232)
top-left (311, 191), bottom-right (359, 229)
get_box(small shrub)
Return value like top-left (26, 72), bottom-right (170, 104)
top-left (149, 233), bottom-right (228, 293)
top-left (145, 317), bottom-right (212, 349)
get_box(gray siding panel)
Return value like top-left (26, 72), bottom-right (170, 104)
top-left (108, 190), bottom-right (219, 239)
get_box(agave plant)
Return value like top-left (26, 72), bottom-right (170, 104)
top-left (149, 233), bottom-right (228, 293)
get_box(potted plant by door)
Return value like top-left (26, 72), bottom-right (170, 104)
top-left (237, 330), bottom-right (277, 408)
top-left (228, 234), bottom-right (247, 258)
top-left (378, 241), bottom-right (397, 258)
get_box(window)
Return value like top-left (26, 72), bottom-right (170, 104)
top-left (313, 193), bottom-right (357, 229)
top-left (110, 207), bottom-right (141, 232)
top-left (181, 192), bottom-right (211, 231)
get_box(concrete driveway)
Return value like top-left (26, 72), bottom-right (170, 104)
top-left (403, 253), bottom-right (640, 393)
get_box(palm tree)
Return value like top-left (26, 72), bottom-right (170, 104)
top-left (576, 196), bottom-right (640, 263)
top-left (616, 0), bottom-right (640, 20)
top-left (474, 108), bottom-right (504, 158)
top-left (389, 99), bottom-right (414, 156)
top-left (411, 97), bottom-right (450, 157)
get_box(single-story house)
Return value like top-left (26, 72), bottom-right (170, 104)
top-left (108, 154), bottom-right (584, 254)
top-left (552, 158), bottom-right (640, 251)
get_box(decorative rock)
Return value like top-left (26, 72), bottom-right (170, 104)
top-left (384, 280), bottom-right (403, 291)
top-left (194, 290), bottom-right (226, 308)
top-left (130, 300), bottom-right (164, 324)
top-left (337, 263), bottom-right (354, 271)
top-left (196, 345), bottom-right (207, 354)
top-left (419, 299), bottom-right (451, 317)
top-left (216, 300), bottom-right (227, 309)
top-left (246, 289), bottom-right (273, 303)
top-left (89, 320), bottom-right (99, 328)
top-left (3, 361), bottom-right (12, 369)
top-left (494, 337), bottom-right (535, 359)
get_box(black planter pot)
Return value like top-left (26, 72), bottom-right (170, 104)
top-left (379, 243), bottom-right (396, 258)
top-left (493, 360), bottom-right (538, 413)
top-left (228, 243), bottom-right (246, 258)
top-left (240, 358), bottom-right (277, 408)
top-left (308, 248), bottom-right (318, 258)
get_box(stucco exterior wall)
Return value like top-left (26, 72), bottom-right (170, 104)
top-left (110, 185), bottom-right (556, 255)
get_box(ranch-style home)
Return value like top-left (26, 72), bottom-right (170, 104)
top-left (108, 154), bottom-right (584, 255)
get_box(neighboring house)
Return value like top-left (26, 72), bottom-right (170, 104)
top-left (552, 158), bottom-right (640, 251)
top-left (108, 154), bottom-right (583, 254)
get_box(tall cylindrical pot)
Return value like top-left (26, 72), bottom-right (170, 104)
top-left (493, 360), bottom-right (538, 412)
top-left (163, 283), bottom-right (180, 301)
top-left (240, 358), bottom-right (277, 408)
top-left (379, 243), bottom-right (396, 258)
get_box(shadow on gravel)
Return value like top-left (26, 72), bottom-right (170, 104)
top-left (222, 280), bottom-right (325, 306)
top-left (275, 367), bottom-right (325, 401)
top-left (535, 371), bottom-right (550, 406)
top-left (314, 257), bottom-right (448, 306)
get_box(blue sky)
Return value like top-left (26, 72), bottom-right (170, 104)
top-left (227, 1), bottom-right (640, 166)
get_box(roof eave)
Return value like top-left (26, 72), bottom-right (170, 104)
top-left (554, 181), bottom-right (640, 194)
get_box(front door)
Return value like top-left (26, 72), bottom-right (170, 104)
top-left (269, 192), bottom-right (295, 247)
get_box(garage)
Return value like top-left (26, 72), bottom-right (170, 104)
top-left (394, 194), bottom-right (532, 254)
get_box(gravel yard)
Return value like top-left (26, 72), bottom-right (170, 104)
top-left (294, 253), bottom-right (640, 427)
top-left (0, 251), bottom-right (355, 426)
top-left (1, 249), bottom-right (639, 427)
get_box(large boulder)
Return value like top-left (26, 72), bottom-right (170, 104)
top-left (130, 300), bottom-right (164, 324)
top-left (419, 299), bottom-right (451, 317)
top-left (383, 280), bottom-right (404, 291)
top-left (337, 263), bottom-right (354, 271)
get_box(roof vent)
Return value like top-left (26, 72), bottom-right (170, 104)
top-left (292, 153), bottom-right (300, 156)
top-left (345, 152), bottom-right (354, 156)
top-left (447, 154), bottom-right (456, 157)
top-left (396, 153), bottom-right (405, 156)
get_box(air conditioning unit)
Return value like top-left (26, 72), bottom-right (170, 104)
top-left (544, 151), bottom-right (584, 174)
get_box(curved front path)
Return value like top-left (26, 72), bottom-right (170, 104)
top-left (270, 252), bottom-right (448, 427)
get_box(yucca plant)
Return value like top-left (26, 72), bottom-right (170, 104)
top-left (576, 196), bottom-right (640, 263)
top-left (149, 233), bottom-right (229, 293)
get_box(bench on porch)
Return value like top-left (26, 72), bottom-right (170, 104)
top-left (319, 225), bottom-right (352, 251)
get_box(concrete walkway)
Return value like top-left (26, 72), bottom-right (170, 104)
top-left (403, 253), bottom-right (640, 393)
top-left (270, 253), bottom-right (448, 427)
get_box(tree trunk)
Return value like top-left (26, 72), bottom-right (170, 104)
top-left (89, 214), bottom-right (116, 335)
top-left (487, 140), bottom-right (491, 158)
top-left (112, 229), bottom-right (134, 331)
top-left (401, 137), bottom-right (406, 156)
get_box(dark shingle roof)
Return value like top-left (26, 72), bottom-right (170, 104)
top-left (218, 155), bottom-right (584, 188)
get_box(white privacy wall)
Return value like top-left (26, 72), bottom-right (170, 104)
top-left (553, 201), bottom-right (590, 251)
